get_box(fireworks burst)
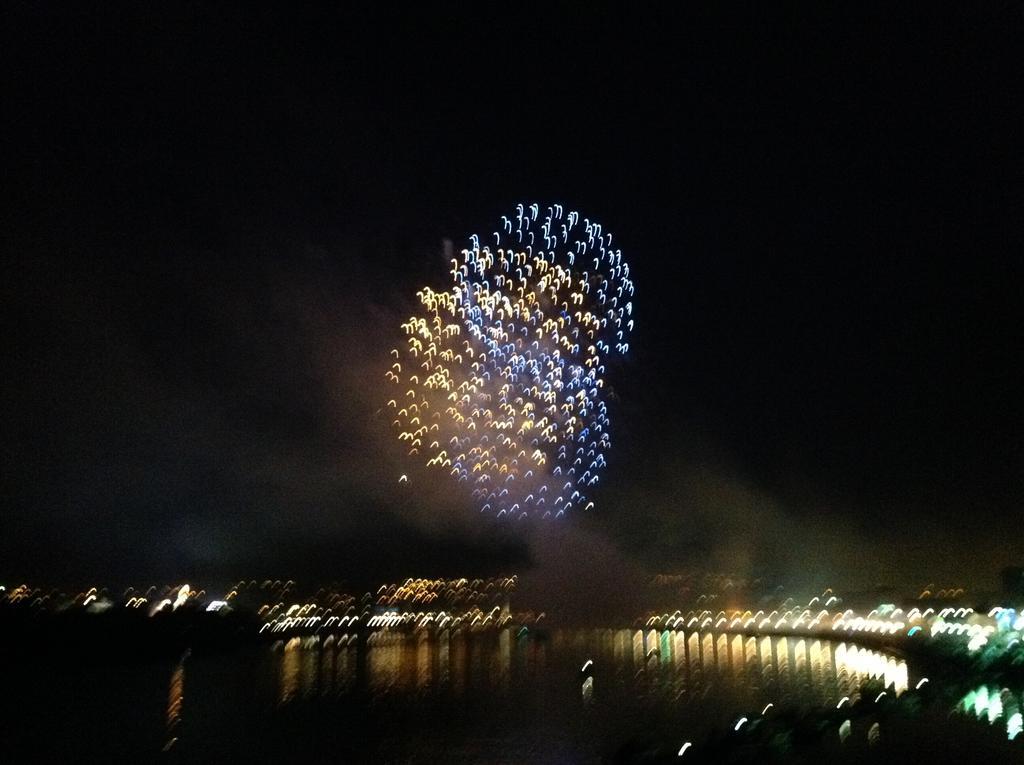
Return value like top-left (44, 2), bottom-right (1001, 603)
top-left (387, 203), bottom-right (634, 518)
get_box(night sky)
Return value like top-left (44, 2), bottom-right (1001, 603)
top-left (2, 5), bottom-right (1021, 595)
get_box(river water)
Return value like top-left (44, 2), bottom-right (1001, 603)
top-left (4, 628), bottom-right (940, 762)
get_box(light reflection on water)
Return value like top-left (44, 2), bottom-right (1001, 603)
top-left (163, 651), bottom-right (186, 752)
top-left (0, 629), bottom-right (921, 762)
top-left (148, 628), bottom-right (914, 761)
top-left (268, 629), bottom-right (908, 708)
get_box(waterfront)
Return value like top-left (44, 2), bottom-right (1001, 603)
top-left (3, 624), bottom-right (1020, 763)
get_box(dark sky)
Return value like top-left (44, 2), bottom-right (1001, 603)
top-left (2, 4), bottom-right (1021, 595)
